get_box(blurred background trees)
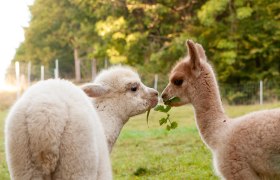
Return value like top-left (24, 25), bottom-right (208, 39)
top-left (11, 0), bottom-right (280, 87)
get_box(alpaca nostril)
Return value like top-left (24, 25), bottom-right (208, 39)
top-left (161, 93), bottom-right (167, 100)
top-left (149, 88), bottom-right (158, 97)
top-left (154, 91), bottom-right (159, 96)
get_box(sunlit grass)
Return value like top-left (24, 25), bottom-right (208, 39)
top-left (0, 103), bottom-right (279, 179)
top-left (0, 111), bottom-right (9, 180)
top-left (111, 103), bottom-right (280, 179)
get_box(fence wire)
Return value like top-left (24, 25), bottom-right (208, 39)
top-left (5, 62), bottom-right (280, 105)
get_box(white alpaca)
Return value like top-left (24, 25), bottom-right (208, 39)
top-left (5, 66), bottom-right (158, 179)
top-left (82, 66), bottom-right (158, 151)
top-left (5, 79), bottom-right (112, 180)
top-left (161, 40), bottom-right (280, 179)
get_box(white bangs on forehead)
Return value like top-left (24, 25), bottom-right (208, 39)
top-left (94, 65), bottom-right (139, 84)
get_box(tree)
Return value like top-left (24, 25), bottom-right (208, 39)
top-left (197, 0), bottom-right (280, 83)
top-left (14, 0), bottom-right (98, 81)
top-left (13, 0), bottom-right (280, 86)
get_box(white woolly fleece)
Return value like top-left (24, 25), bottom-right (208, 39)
top-left (5, 79), bottom-right (112, 180)
top-left (88, 65), bottom-right (159, 152)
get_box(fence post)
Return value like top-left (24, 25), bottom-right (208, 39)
top-left (154, 74), bottom-right (158, 90)
top-left (15, 61), bottom-right (20, 99)
top-left (41, 65), bottom-right (44, 81)
top-left (56, 59), bottom-right (59, 75)
top-left (27, 62), bottom-right (31, 87)
top-left (74, 48), bottom-right (81, 82)
top-left (260, 80), bottom-right (263, 105)
top-left (54, 59), bottom-right (59, 79)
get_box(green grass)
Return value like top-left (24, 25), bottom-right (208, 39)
top-left (111, 103), bottom-right (280, 179)
top-left (0, 110), bottom-right (9, 180)
top-left (0, 103), bottom-right (279, 179)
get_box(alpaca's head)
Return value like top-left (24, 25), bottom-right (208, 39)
top-left (82, 66), bottom-right (158, 117)
top-left (161, 40), bottom-right (213, 106)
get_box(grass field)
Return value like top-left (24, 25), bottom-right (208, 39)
top-left (0, 102), bottom-right (279, 179)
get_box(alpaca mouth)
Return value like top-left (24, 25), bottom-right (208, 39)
top-left (163, 96), bottom-right (181, 106)
top-left (165, 101), bottom-right (186, 107)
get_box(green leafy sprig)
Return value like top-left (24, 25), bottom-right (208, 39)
top-left (154, 105), bottom-right (177, 130)
top-left (154, 97), bottom-right (180, 131)
top-left (146, 108), bottom-right (151, 127)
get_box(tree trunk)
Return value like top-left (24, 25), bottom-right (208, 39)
top-left (92, 58), bottom-right (97, 81)
top-left (74, 48), bottom-right (81, 82)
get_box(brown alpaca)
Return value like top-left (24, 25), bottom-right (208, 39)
top-left (161, 40), bottom-right (280, 180)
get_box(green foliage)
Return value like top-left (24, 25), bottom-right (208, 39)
top-left (236, 7), bottom-right (253, 19)
top-left (164, 96), bottom-right (181, 104)
top-left (154, 105), bottom-right (177, 131)
top-left (11, 0), bottom-right (280, 85)
top-left (198, 0), bottom-right (228, 26)
top-left (199, 0), bottom-right (280, 84)
top-left (154, 96), bottom-right (180, 130)
top-left (154, 105), bottom-right (171, 113)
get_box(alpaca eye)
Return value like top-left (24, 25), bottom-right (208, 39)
top-left (173, 79), bottom-right (183, 86)
top-left (131, 86), bottom-right (138, 92)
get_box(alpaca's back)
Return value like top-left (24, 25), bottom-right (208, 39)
top-left (5, 79), bottom-right (111, 179)
top-left (233, 108), bottom-right (280, 155)
top-left (219, 108), bottom-right (280, 178)
top-left (231, 108), bottom-right (280, 146)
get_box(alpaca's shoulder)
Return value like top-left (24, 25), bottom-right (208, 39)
top-left (22, 79), bottom-right (88, 104)
top-left (233, 108), bottom-right (280, 124)
top-left (26, 79), bottom-right (78, 96)
top-left (226, 108), bottom-right (280, 144)
top-left (240, 108), bottom-right (280, 118)
top-left (9, 79), bottom-right (93, 119)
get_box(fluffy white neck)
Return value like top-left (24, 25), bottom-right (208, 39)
top-left (93, 99), bottom-right (129, 152)
top-left (191, 71), bottom-right (228, 149)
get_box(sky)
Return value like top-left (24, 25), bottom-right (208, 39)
top-left (0, 0), bottom-right (34, 89)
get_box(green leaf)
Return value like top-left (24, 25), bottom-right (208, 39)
top-left (236, 7), bottom-right (253, 20)
top-left (164, 97), bottom-right (181, 105)
top-left (166, 114), bottom-right (170, 119)
top-left (154, 105), bottom-right (171, 112)
top-left (154, 105), bottom-right (166, 112)
top-left (159, 117), bottom-right (167, 125)
top-left (168, 97), bottom-right (181, 103)
top-left (170, 121), bottom-right (178, 129)
top-left (164, 105), bottom-right (171, 112)
top-left (146, 108), bottom-right (151, 127)
top-left (166, 125), bottom-right (171, 131)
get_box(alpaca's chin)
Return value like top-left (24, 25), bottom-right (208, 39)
top-left (148, 98), bottom-right (159, 108)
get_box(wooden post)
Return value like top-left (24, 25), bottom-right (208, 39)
top-left (154, 74), bottom-right (158, 90)
top-left (74, 48), bottom-right (81, 82)
top-left (55, 59), bottom-right (59, 79)
top-left (54, 59), bottom-right (59, 79)
top-left (41, 65), bottom-right (44, 81)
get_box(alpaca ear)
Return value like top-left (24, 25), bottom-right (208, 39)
top-left (186, 40), bottom-right (201, 76)
top-left (195, 43), bottom-right (207, 62)
top-left (81, 83), bottom-right (109, 98)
